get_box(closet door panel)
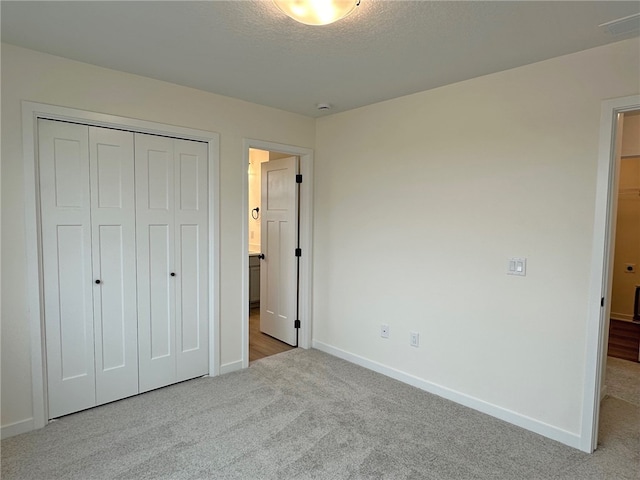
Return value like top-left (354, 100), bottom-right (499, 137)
top-left (178, 224), bottom-right (200, 352)
top-left (54, 227), bottom-right (92, 377)
top-left (148, 224), bottom-right (172, 359)
top-left (89, 127), bottom-right (138, 405)
top-left (136, 133), bottom-right (177, 392)
top-left (38, 119), bottom-right (96, 418)
top-left (174, 140), bottom-right (209, 381)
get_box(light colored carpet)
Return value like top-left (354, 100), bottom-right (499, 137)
top-left (2, 349), bottom-right (639, 479)
top-left (606, 356), bottom-right (640, 407)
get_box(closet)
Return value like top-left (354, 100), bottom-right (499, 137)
top-left (38, 119), bottom-right (209, 419)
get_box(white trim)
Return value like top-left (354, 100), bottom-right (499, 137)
top-left (1, 418), bottom-right (35, 440)
top-left (313, 341), bottom-right (581, 449)
top-left (582, 95), bottom-right (640, 453)
top-left (22, 105), bottom-right (47, 430)
top-left (22, 101), bottom-right (221, 433)
top-left (600, 385), bottom-right (608, 401)
top-left (241, 139), bottom-right (314, 369)
top-left (219, 360), bottom-right (244, 375)
top-left (208, 133), bottom-right (221, 378)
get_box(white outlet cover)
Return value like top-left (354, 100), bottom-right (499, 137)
top-left (381, 324), bottom-right (390, 338)
top-left (410, 332), bottom-right (419, 347)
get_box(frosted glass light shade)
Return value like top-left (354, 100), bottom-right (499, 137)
top-left (273, 0), bottom-right (359, 26)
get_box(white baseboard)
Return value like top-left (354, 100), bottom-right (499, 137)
top-left (600, 385), bottom-right (608, 401)
top-left (1, 417), bottom-right (35, 439)
top-left (219, 360), bottom-right (243, 375)
top-left (312, 340), bottom-right (582, 451)
top-left (611, 313), bottom-right (634, 322)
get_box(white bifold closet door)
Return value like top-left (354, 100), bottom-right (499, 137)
top-left (90, 127), bottom-right (139, 405)
top-left (135, 133), bottom-right (209, 393)
top-left (39, 120), bottom-right (138, 418)
top-left (40, 120), bottom-right (209, 419)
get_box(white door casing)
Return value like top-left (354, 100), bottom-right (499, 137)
top-left (89, 126), bottom-right (139, 405)
top-left (260, 156), bottom-right (298, 347)
top-left (39, 119), bottom-right (96, 418)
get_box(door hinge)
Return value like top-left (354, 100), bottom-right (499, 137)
top-left (296, 174), bottom-right (302, 184)
top-left (601, 297), bottom-right (605, 307)
top-left (295, 248), bottom-right (302, 257)
top-left (294, 319), bottom-right (301, 328)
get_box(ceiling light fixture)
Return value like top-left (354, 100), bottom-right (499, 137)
top-left (273, 0), bottom-right (360, 26)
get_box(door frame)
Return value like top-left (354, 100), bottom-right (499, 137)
top-left (22, 101), bottom-right (221, 430)
top-left (241, 139), bottom-right (314, 368)
top-left (582, 94), bottom-right (640, 452)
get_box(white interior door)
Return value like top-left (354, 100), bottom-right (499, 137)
top-left (39, 119), bottom-right (96, 418)
top-left (174, 139), bottom-right (209, 381)
top-left (260, 156), bottom-right (298, 346)
top-left (89, 126), bottom-right (139, 405)
top-left (135, 134), bottom-right (177, 392)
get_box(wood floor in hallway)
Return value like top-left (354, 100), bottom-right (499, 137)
top-left (249, 307), bottom-right (295, 363)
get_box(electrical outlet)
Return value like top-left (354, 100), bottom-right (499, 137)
top-left (380, 324), bottom-right (390, 338)
top-left (410, 332), bottom-right (419, 347)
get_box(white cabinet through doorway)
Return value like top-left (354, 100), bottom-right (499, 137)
top-left (38, 119), bottom-right (209, 419)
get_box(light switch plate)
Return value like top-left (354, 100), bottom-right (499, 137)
top-left (508, 257), bottom-right (527, 276)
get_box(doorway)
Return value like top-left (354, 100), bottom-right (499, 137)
top-left (583, 96), bottom-right (640, 453)
top-left (606, 110), bottom-right (640, 364)
top-left (241, 140), bottom-right (314, 369)
top-left (248, 148), bottom-right (296, 362)
top-left (601, 109), bottom-right (640, 407)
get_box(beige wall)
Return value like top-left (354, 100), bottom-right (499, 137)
top-left (248, 148), bottom-right (270, 252)
top-left (269, 151), bottom-right (292, 161)
top-left (611, 112), bottom-right (640, 320)
top-left (0, 44), bottom-right (315, 429)
top-left (621, 111), bottom-right (640, 157)
top-left (313, 39), bottom-right (639, 438)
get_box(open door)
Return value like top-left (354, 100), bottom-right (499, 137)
top-left (260, 156), bottom-right (299, 346)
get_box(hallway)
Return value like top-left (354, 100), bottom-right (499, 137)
top-left (249, 308), bottom-right (295, 363)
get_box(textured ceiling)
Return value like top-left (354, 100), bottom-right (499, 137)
top-left (2, 1), bottom-right (639, 118)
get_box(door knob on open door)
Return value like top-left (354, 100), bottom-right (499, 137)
top-left (258, 254), bottom-right (265, 260)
